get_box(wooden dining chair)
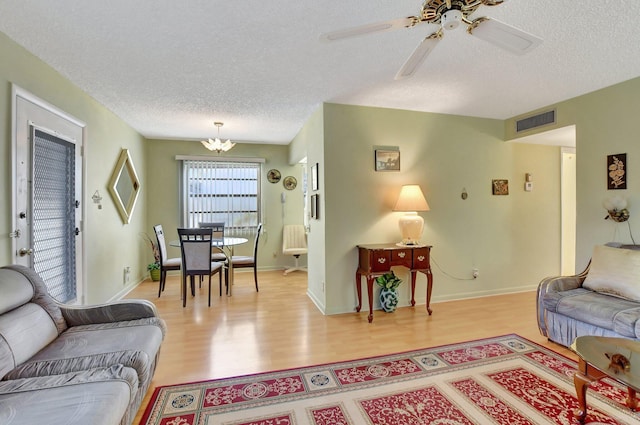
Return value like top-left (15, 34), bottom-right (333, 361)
top-left (225, 223), bottom-right (262, 292)
top-left (198, 222), bottom-right (227, 263)
top-left (177, 228), bottom-right (224, 307)
top-left (153, 224), bottom-right (181, 298)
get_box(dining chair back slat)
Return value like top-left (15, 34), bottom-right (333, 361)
top-left (177, 228), bottom-right (223, 307)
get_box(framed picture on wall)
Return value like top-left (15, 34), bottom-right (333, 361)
top-left (311, 194), bottom-right (319, 219)
top-left (607, 153), bottom-right (627, 189)
top-left (375, 149), bottom-right (400, 171)
top-left (492, 179), bottom-right (509, 195)
top-left (311, 163), bottom-right (319, 191)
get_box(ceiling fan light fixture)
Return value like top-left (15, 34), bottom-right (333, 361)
top-left (441, 9), bottom-right (463, 31)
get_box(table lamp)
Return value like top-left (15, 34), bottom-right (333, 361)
top-left (393, 184), bottom-right (430, 245)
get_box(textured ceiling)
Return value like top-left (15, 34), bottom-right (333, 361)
top-left (1, 1), bottom-right (640, 145)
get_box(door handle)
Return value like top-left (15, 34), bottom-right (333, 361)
top-left (18, 248), bottom-right (34, 257)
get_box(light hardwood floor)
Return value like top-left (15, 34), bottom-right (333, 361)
top-left (128, 269), bottom-right (573, 423)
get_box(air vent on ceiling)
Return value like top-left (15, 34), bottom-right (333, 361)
top-left (516, 110), bottom-right (556, 133)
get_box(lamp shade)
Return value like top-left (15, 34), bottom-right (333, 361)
top-left (393, 185), bottom-right (429, 245)
top-left (393, 185), bottom-right (430, 212)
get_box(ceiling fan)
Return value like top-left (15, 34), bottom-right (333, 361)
top-left (320, 0), bottom-right (542, 80)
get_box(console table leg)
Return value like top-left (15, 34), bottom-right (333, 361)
top-left (573, 372), bottom-right (591, 424)
top-left (367, 276), bottom-right (374, 323)
top-left (410, 271), bottom-right (417, 307)
top-left (425, 269), bottom-right (433, 315)
top-left (355, 272), bottom-right (362, 312)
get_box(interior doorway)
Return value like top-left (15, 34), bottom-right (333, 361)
top-left (510, 125), bottom-right (577, 274)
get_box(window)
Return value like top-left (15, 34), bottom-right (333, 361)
top-left (180, 158), bottom-right (263, 235)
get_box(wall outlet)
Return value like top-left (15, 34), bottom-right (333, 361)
top-left (472, 268), bottom-right (479, 279)
top-left (124, 266), bottom-right (131, 285)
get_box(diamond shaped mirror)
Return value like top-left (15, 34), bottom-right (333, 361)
top-left (108, 149), bottom-right (140, 224)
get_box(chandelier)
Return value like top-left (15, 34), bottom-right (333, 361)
top-left (201, 122), bottom-right (235, 153)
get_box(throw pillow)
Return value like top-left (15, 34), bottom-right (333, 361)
top-left (583, 244), bottom-right (640, 301)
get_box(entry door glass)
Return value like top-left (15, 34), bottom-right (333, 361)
top-left (31, 127), bottom-right (77, 302)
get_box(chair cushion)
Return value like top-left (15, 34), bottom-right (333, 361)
top-left (583, 244), bottom-right (640, 301)
top-left (5, 318), bottom-right (164, 389)
top-left (283, 248), bottom-right (307, 256)
top-left (211, 252), bottom-right (227, 261)
top-left (163, 257), bottom-right (181, 268)
top-left (230, 256), bottom-right (254, 266)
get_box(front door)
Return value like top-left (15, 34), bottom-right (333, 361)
top-left (12, 86), bottom-right (85, 303)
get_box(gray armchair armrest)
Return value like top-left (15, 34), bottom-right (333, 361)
top-left (59, 299), bottom-right (159, 327)
top-left (536, 268), bottom-right (588, 337)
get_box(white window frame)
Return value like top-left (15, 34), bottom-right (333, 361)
top-left (177, 156), bottom-right (265, 236)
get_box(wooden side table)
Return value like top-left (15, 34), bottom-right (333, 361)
top-left (355, 243), bottom-right (433, 323)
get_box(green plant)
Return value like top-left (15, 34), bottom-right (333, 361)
top-left (375, 271), bottom-right (402, 290)
top-left (147, 262), bottom-right (160, 271)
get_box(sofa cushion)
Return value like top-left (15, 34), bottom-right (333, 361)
top-left (4, 318), bottom-right (164, 389)
top-left (0, 365), bottom-right (136, 425)
top-left (583, 244), bottom-right (640, 301)
top-left (0, 269), bottom-right (34, 315)
top-left (543, 288), bottom-right (640, 337)
top-left (0, 304), bottom-right (58, 376)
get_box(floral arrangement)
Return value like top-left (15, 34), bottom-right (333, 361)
top-left (375, 271), bottom-right (402, 290)
top-left (141, 232), bottom-right (161, 268)
top-left (603, 196), bottom-right (630, 223)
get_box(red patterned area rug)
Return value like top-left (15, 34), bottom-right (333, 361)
top-left (140, 334), bottom-right (640, 425)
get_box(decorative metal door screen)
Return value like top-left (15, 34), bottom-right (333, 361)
top-left (31, 127), bottom-right (77, 302)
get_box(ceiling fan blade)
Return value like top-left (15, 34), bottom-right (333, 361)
top-left (320, 17), bottom-right (417, 42)
top-left (468, 17), bottom-right (542, 55)
top-left (395, 32), bottom-right (441, 80)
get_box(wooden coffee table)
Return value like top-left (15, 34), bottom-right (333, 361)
top-left (571, 335), bottom-right (640, 423)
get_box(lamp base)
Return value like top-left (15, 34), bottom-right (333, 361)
top-left (398, 212), bottom-right (424, 246)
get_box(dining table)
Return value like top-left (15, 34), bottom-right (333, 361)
top-left (170, 236), bottom-right (248, 297)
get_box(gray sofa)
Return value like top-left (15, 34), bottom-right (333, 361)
top-left (0, 265), bottom-right (166, 425)
top-left (537, 244), bottom-right (640, 347)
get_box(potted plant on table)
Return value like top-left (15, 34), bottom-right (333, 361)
top-left (375, 271), bottom-right (402, 313)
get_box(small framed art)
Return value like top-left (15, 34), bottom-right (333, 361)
top-left (375, 149), bottom-right (400, 171)
top-left (607, 153), bottom-right (627, 189)
top-left (311, 194), bottom-right (319, 219)
top-left (311, 163), bottom-right (319, 191)
top-left (492, 179), bottom-right (509, 195)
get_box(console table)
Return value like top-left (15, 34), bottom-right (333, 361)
top-left (355, 243), bottom-right (433, 323)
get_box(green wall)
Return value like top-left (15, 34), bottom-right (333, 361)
top-left (0, 32), bottom-right (147, 303)
top-left (305, 103), bottom-right (562, 315)
top-left (6, 23), bottom-right (640, 312)
top-left (506, 77), bottom-right (640, 271)
top-left (144, 139), bottom-right (306, 271)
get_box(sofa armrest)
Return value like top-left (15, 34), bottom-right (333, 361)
top-left (59, 299), bottom-right (159, 327)
top-left (536, 270), bottom-right (588, 337)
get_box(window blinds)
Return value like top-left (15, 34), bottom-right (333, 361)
top-left (180, 158), bottom-right (262, 236)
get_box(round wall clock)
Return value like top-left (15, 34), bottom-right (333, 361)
top-left (283, 176), bottom-right (297, 190)
top-left (267, 169), bottom-right (281, 183)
